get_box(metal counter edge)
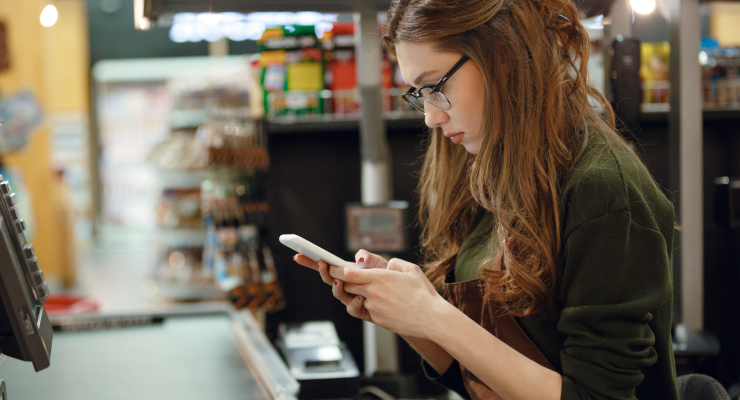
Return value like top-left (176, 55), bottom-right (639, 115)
top-left (231, 309), bottom-right (300, 400)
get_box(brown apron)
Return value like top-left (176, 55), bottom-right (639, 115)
top-left (443, 274), bottom-right (555, 400)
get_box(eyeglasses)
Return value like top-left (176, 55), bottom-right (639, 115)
top-left (402, 55), bottom-right (469, 114)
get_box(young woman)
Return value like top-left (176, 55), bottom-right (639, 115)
top-left (293, 0), bottom-right (677, 398)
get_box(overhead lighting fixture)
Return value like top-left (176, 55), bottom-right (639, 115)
top-left (198, 12), bottom-right (223, 26)
top-left (133, 0), bottom-right (151, 30)
top-left (168, 12), bottom-right (339, 43)
top-left (631, 0), bottom-right (656, 15)
top-left (40, 5), bottom-right (58, 27)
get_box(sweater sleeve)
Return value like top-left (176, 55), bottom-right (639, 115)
top-left (557, 209), bottom-right (673, 400)
top-left (420, 358), bottom-right (471, 399)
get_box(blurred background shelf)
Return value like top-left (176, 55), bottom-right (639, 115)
top-left (641, 107), bottom-right (740, 122)
top-left (147, 279), bottom-right (226, 301)
top-left (157, 228), bottom-right (207, 247)
top-left (267, 114), bottom-right (425, 134)
top-left (156, 170), bottom-right (209, 189)
top-left (170, 109), bottom-right (207, 129)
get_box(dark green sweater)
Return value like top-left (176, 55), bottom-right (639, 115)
top-left (427, 131), bottom-right (678, 399)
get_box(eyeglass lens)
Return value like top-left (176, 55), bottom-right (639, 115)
top-left (403, 90), bottom-right (450, 114)
top-left (419, 88), bottom-right (450, 110)
top-left (403, 94), bottom-right (425, 112)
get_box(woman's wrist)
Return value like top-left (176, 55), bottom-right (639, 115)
top-left (425, 296), bottom-right (460, 343)
top-left (399, 332), bottom-right (455, 375)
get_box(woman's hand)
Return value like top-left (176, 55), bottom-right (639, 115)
top-left (292, 251), bottom-right (388, 323)
top-left (329, 258), bottom-right (450, 340)
top-left (294, 252), bottom-right (456, 374)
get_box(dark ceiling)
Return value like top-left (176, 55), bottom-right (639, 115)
top-left (141, 0), bottom-right (617, 25)
top-left (143, 0), bottom-right (392, 24)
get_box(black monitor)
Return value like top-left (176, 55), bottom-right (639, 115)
top-left (0, 164), bottom-right (53, 382)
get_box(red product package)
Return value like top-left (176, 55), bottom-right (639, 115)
top-left (331, 58), bottom-right (357, 90)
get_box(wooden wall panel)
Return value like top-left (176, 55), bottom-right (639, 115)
top-left (0, 0), bottom-right (89, 286)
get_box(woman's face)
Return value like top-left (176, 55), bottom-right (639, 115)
top-left (396, 41), bottom-right (486, 154)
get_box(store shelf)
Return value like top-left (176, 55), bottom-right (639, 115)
top-left (92, 56), bottom-right (256, 83)
top-left (156, 170), bottom-right (209, 189)
top-left (158, 228), bottom-right (207, 247)
top-left (268, 108), bottom-right (740, 131)
top-left (150, 279), bottom-right (226, 301)
top-left (171, 109), bottom-right (207, 129)
top-left (267, 113), bottom-right (426, 134)
top-left (640, 107), bottom-right (740, 123)
top-left (702, 108), bottom-right (740, 121)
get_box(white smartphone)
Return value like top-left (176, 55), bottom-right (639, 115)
top-left (279, 234), bottom-right (356, 269)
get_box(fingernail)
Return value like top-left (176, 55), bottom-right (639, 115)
top-left (358, 257), bottom-right (365, 263)
top-left (293, 255), bottom-right (297, 261)
top-left (333, 279), bottom-right (338, 286)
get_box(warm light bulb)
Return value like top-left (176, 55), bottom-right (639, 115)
top-left (630, 0), bottom-right (656, 14)
top-left (40, 5), bottom-right (58, 27)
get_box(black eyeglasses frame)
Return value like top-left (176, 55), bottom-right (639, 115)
top-left (402, 55), bottom-right (470, 114)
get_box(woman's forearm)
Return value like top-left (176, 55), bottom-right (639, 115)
top-left (400, 334), bottom-right (454, 375)
top-left (428, 301), bottom-right (562, 400)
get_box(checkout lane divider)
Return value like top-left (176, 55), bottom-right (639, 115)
top-left (232, 309), bottom-right (300, 400)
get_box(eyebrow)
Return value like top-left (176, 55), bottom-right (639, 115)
top-left (411, 70), bottom-right (440, 87)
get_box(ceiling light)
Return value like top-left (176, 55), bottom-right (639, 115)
top-left (198, 12), bottom-right (223, 26)
top-left (40, 5), bottom-right (58, 27)
top-left (133, 0), bottom-right (150, 30)
top-left (631, 0), bottom-right (656, 15)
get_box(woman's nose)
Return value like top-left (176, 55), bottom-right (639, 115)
top-left (424, 104), bottom-right (449, 128)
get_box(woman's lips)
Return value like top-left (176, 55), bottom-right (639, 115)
top-left (446, 132), bottom-right (464, 144)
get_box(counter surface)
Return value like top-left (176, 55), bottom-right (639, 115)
top-left (0, 314), bottom-right (270, 400)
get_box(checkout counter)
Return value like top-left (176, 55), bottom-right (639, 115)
top-left (0, 304), bottom-right (300, 400)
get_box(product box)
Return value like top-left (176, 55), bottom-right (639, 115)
top-left (322, 23), bottom-right (358, 115)
top-left (259, 26), bottom-right (324, 118)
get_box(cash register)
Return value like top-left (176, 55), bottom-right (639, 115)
top-left (0, 121), bottom-right (54, 397)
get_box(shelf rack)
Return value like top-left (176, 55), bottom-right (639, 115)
top-left (138, 0), bottom-right (392, 25)
top-left (641, 108), bottom-right (740, 123)
top-left (267, 113), bottom-right (425, 134)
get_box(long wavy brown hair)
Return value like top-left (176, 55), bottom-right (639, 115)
top-left (383, 0), bottom-right (623, 316)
